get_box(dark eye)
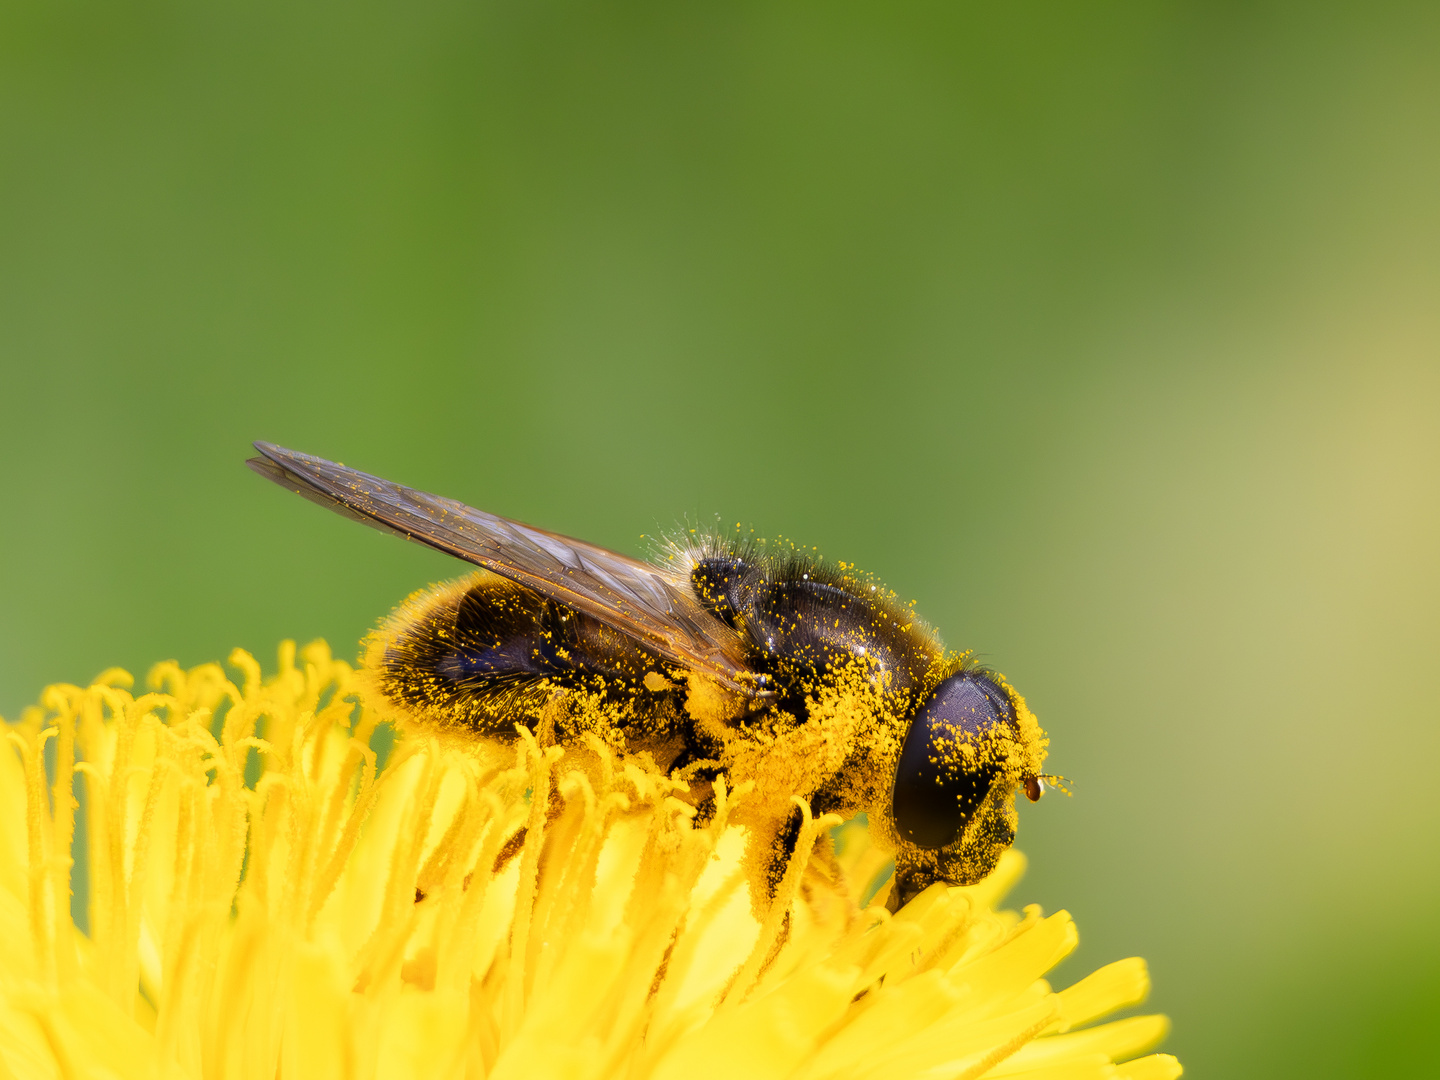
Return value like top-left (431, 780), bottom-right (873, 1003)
top-left (891, 674), bottom-right (1013, 850)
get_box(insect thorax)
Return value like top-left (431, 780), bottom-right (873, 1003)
top-left (679, 535), bottom-right (948, 709)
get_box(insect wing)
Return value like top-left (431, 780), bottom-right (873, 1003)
top-left (248, 443), bottom-right (758, 694)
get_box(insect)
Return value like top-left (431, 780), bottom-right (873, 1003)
top-left (248, 442), bottom-right (1053, 907)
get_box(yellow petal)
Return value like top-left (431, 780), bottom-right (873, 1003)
top-left (283, 939), bottom-right (352, 1080)
top-left (1055, 958), bottom-right (1151, 1030)
top-left (1114, 1053), bottom-right (1184, 1080)
top-left (651, 963), bottom-right (858, 1080)
top-left (1001, 1015), bottom-right (1172, 1074)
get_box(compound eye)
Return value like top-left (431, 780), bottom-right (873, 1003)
top-left (891, 674), bottom-right (1012, 850)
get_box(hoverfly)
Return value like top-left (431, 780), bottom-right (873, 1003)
top-left (248, 442), bottom-right (1052, 907)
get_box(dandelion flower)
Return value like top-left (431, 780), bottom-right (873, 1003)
top-left (0, 640), bottom-right (1180, 1079)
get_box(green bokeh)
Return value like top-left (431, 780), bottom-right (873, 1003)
top-left (4, 2), bottom-right (1439, 1075)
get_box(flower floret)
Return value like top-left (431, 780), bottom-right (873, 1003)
top-left (0, 642), bottom-right (1179, 1080)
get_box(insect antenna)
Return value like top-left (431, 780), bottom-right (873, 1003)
top-left (1038, 774), bottom-right (1073, 796)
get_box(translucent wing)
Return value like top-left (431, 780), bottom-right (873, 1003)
top-left (247, 442), bottom-right (762, 696)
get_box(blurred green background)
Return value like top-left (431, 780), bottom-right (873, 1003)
top-left (3, 1), bottom-right (1439, 1075)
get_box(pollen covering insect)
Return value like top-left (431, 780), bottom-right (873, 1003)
top-left (248, 442), bottom-right (1053, 906)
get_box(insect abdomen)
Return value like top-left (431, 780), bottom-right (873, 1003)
top-left (370, 572), bottom-right (673, 736)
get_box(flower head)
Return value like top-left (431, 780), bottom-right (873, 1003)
top-left (0, 641), bottom-right (1179, 1079)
